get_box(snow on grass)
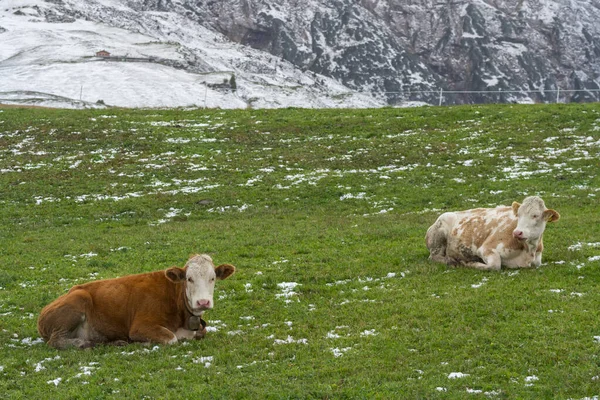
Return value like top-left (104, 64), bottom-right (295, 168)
top-left (326, 272), bottom-right (403, 288)
top-left (471, 277), bottom-right (488, 288)
top-left (110, 246), bottom-right (130, 252)
top-left (207, 204), bottom-right (251, 213)
top-left (149, 208), bottom-right (186, 225)
top-left (360, 329), bottom-right (378, 337)
top-left (448, 372), bottom-right (470, 379)
top-left (71, 363), bottom-right (99, 381)
top-left (273, 336), bottom-right (308, 345)
top-left (568, 242), bottom-right (600, 251)
top-left (276, 282), bottom-right (300, 303)
top-left (340, 192), bottom-right (367, 200)
top-left (34, 355), bottom-right (61, 372)
top-left (17, 337), bottom-right (44, 346)
top-left (205, 320), bottom-right (226, 333)
top-left (524, 375), bottom-right (539, 384)
top-left (331, 347), bottom-right (352, 357)
top-left (192, 356), bottom-right (213, 368)
top-left (326, 331), bottom-right (342, 339)
top-left (326, 326), bottom-right (350, 339)
top-left (47, 377), bottom-right (62, 386)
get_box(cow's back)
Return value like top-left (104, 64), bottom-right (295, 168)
top-left (449, 206), bottom-right (516, 248)
top-left (81, 271), bottom-right (178, 333)
top-left (38, 270), bottom-right (179, 345)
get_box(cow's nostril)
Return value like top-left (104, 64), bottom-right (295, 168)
top-left (196, 299), bottom-right (211, 308)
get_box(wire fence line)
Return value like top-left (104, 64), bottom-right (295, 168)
top-left (380, 89), bottom-right (600, 94)
top-left (373, 88), bottom-right (600, 106)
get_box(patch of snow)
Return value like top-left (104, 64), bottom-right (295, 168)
top-left (47, 377), bottom-right (62, 386)
top-left (471, 277), bottom-right (488, 288)
top-left (273, 336), bottom-right (308, 345)
top-left (193, 356), bottom-right (213, 368)
top-left (360, 329), bottom-right (378, 337)
top-left (340, 192), bottom-right (367, 200)
top-left (276, 282), bottom-right (300, 300)
top-left (331, 347), bottom-right (352, 357)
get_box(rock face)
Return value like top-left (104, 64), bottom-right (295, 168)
top-left (156, 0), bottom-right (600, 104)
top-left (3, 0), bottom-right (600, 105)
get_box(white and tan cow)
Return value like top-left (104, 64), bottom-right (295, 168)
top-left (38, 254), bottom-right (235, 349)
top-left (425, 196), bottom-right (560, 270)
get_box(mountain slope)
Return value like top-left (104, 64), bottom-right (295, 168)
top-left (1, 0), bottom-right (599, 108)
top-left (183, 0), bottom-right (600, 104)
top-left (0, 0), bottom-right (381, 108)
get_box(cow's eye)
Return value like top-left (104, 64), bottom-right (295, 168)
top-left (188, 277), bottom-right (193, 283)
top-left (210, 278), bottom-right (215, 282)
top-left (532, 214), bottom-right (538, 219)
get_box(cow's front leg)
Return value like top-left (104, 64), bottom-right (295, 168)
top-left (463, 248), bottom-right (501, 271)
top-left (531, 239), bottom-right (544, 267)
top-left (532, 251), bottom-right (542, 267)
top-left (129, 324), bottom-right (178, 345)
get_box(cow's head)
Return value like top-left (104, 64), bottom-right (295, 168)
top-left (512, 196), bottom-right (560, 242)
top-left (166, 254), bottom-right (235, 316)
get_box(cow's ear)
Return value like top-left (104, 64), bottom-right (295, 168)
top-left (544, 209), bottom-right (560, 223)
top-left (512, 201), bottom-right (521, 216)
top-left (215, 264), bottom-right (236, 280)
top-left (165, 267), bottom-right (186, 283)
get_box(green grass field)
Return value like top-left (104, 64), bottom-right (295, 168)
top-left (0, 103), bottom-right (599, 398)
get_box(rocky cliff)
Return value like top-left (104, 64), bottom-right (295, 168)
top-left (177, 0), bottom-right (600, 104)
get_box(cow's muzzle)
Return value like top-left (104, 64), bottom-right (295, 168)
top-left (195, 299), bottom-right (212, 310)
top-left (512, 229), bottom-right (526, 240)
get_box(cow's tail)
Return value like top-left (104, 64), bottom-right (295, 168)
top-left (425, 216), bottom-right (448, 263)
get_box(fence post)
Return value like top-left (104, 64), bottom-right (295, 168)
top-left (556, 87), bottom-right (560, 103)
top-left (438, 88), bottom-right (443, 106)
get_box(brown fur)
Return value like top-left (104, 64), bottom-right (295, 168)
top-left (37, 259), bottom-right (235, 349)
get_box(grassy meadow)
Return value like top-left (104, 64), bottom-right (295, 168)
top-left (0, 103), bottom-right (599, 398)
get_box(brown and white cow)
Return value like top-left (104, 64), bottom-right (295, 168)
top-left (37, 254), bottom-right (235, 349)
top-left (425, 196), bottom-right (560, 270)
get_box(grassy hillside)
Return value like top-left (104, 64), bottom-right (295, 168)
top-left (0, 104), bottom-right (599, 398)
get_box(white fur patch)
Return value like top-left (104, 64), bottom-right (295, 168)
top-left (175, 328), bottom-right (197, 340)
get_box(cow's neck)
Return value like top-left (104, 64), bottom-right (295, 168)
top-left (522, 235), bottom-right (541, 254)
top-left (181, 286), bottom-right (205, 331)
